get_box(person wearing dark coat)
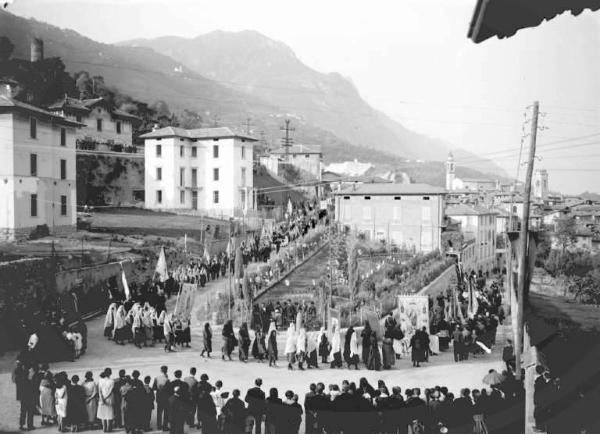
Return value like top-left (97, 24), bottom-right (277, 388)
top-left (265, 388), bottom-right (283, 434)
top-left (405, 388), bottom-right (427, 434)
top-left (367, 331), bottom-right (382, 371)
top-left (141, 376), bottom-right (155, 431)
top-left (124, 375), bottom-right (147, 434)
top-left (152, 365), bottom-right (171, 431)
top-left (222, 389), bottom-right (247, 433)
top-left (343, 327), bottom-right (360, 369)
top-left (221, 320), bottom-right (236, 361)
top-left (238, 323), bottom-right (251, 362)
top-left (168, 387), bottom-right (191, 434)
top-left (14, 363), bottom-right (35, 431)
top-left (251, 328), bottom-right (267, 362)
top-left (201, 323), bottom-right (212, 358)
top-left (267, 330), bottom-right (278, 367)
top-left (450, 389), bottom-right (474, 434)
top-left (68, 375), bottom-right (88, 431)
top-left (245, 378), bottom-right (266, 434)
top-left (196, 374), bottom-right (217, 433)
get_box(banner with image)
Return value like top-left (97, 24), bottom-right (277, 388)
top-left (397, 295), bottom-right (429, 336)
top-left (174, 283), bottom-right (197, 321)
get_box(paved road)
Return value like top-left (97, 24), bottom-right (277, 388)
top-left (0, 262), bottom-right (513, 433)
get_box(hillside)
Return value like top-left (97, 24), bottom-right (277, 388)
top-left (0, 10), bottom-right (505, 184)
top-left (123, 32), bottom-right (474, 161)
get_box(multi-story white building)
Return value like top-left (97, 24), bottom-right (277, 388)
top-left (445, 204), bottom-right (497, 273)
top-left (0, 84), bottom-right (80, 240)
top-left (141, 126), bottom-right (256, 218)
top-left (48, 96), bottom-right (140, 151)
top-left (334, 183), bottom-right (446, 252)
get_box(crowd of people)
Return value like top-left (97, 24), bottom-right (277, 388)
top-left (12, 358), bottom-right (524, 434)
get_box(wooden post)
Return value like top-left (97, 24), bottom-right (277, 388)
top-left (515, 101), bottom-right (538, 381)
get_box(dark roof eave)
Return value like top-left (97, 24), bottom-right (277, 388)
top-left (0, 106), bottom-right (85, 128)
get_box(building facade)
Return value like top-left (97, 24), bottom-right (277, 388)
top-left (335, 183), bottom-right (446, 252)
top-left (141, 126), bottom-right (256, 218)
top-left (265, 144), bottom-right (323, 180)
top-left (445, 204), bottom-right (497, 273)
top-left (0, 87), bottom-right (80, 240)
top-left (533, 169), bottom-right (549, 201)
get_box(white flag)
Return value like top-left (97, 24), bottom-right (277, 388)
top-left (155, 247), bottom-right (168, 282)
top-left (122, 269), bottom-right (131, 300)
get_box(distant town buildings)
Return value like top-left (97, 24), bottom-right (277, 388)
top-left (335, 183), bottom-right (446, 252)
top-left (445, 204), bottom-right (497, 273)
top-left (140, 126), bottom-right (256, 218)
top-left (260, 144), bottom-right (323, 181)
top-left (0, 82), bottom-right (80, 240)
top-left (325, 159), bottom-right (373, 177)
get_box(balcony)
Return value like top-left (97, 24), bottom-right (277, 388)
top-left (76, 138), bottom-right (143, 155)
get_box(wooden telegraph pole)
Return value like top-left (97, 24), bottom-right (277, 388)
top-left (515, 101), bottom-right (539, 381)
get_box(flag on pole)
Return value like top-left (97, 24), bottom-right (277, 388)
top-left (203, 245), bottom-right (210, 262)
top-left (184, 233), bottom-right (187, 252)
top-left (226, 238), bottom-right (233, 256)
top-left (155, 247), bottom-right (168, 282)
top-left (121, 264), bottom-right (131, 300)
top-left (287, 197), bottom-right (293, 215)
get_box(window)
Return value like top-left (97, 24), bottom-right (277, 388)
top-left (30, 154), bottom-right (37, 176)
top-left (180, 146), bottom-right (184, 157)
top-left (364, 196), bottom-right (371, 200)
top-left (156, 190), bottom-right (162, 204)
top-left (305, 154), bottom-right (310, 158)
top-left (213, 145), bottom-right (219, 158)
top-left (60, 159), bottom-right (67, 180)
top-left (240, 189), bottom-right (246, 206)
top-left (30, 117), bottom-right (37, 139)
top-left (393, 206), bottom-right (402, 222)
top-left (363, 206), bottom-right (372, 221)
top-left (422, 206), bottom-right (431, 223)
top-left (30, 194), bottom-right (37, 217)
top-left (180, 190), bottom-right (185, 204)
top-left (192, 169), bottom-right (197, 187)
top-left (116, 121), bottom-right (122, 134)
top-left (241, 168), bottom-right (246, 186)
top-left (156, 144), bottom-right (162, 157)
top-left (60, 128), bottom-right (66, 146)
top-left (191, 146), bottom-right (197, 158)
top-left (76, 115), bottom-right (82, 123)
top-left (241, 146), bottom-right (246, 159)
top-left (180, 168), bottom-right (185, 186)
top-left (156, 167), bottom-right (162, 180)
top-left (213, 168), bottom-right (219, 181)
top-left (96, 119), bottom-right (102, 132)
top-left (213, 190), bottom-right (219, 204)
top-left (60, 195), bottom-right (67, 216)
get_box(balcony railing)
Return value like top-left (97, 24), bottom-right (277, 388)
top-left (76, 138), bottom-right (142, 154)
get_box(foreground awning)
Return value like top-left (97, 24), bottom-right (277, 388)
top-left (468, 0), bottom-right (600, 43)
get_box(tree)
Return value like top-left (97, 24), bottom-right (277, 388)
top-left (0, 36), bottom-right (14, 62)
top-left (554, 216), bottom-right (577, 253)
top-left (179, 109), bottom-right (203, 129)
top-left (544, 250), bottom-right (575, 278)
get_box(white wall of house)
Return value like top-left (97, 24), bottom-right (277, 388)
top-left (144, 135), bottom-right (254, 217)
top-left (59, 105), bottom-right (133, 146)
top-left (0, 112), bottom-right (77, 240)
top-left (336, 193), bottom-right (444, 252)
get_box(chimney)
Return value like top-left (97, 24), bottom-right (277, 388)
top-left (31, 38), bottom-right (44, 62)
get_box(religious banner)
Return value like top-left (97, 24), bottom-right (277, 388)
top-left (397, 295), bottom-right (429, 336)
top-left (363, 309), bottom-right (384, 340)
top-left (174, 283), bottom-right (196, 321)
top-left (155, 247), bottom-right (168, 282)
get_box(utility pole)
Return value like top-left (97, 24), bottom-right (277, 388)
top-left (280, 119), bottom-right (295, 156)
top-left (515, 101), bottom-right (539, 381)
top-left (243, 117), bottom-right (253, 135)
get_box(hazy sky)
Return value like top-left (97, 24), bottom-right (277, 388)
top-left (7, 0), bottom-right (600, 194)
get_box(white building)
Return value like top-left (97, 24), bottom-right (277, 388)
top-left (533, 169), bottom-right (549, 201)
top-left (445, 204), bottom-right (497, 273)
top-left (141, 126), bottom-right (256, 218)
top-left (48, 96), bottom-right (141, 151)
top-left (0, 85), bottom-right (80, 240)
top-left (262, 144), bottom-right (323, 180)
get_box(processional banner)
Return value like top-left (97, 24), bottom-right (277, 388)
top-left (174, 283), bottom-right (197, 321)
top-left (397, 295), bottom-right (429, 336)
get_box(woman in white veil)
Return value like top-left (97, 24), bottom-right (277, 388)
top-left (329, 318), bottom-right (342, 368)
top-left (103, 303), bottom-right (116, 339)
top-left (284, 322), bottom-right (297, 370)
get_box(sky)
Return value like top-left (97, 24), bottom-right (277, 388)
top-left (6, 0), bottom-right (600, 194)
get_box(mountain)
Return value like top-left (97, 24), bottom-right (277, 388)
top-left (0, 10), bottom-right (505, 183)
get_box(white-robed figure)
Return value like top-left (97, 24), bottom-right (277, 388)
top-left (267, 320), bottom-right (277, 338)
top-left (142, 307), bottom-right (154, 344)
top-left (329, 318), bottom-right (343, 368)
top-left (285, 323), bottom-right (297, 370)
top-left (103, 303), bottom-right (116, 339)
top-left (163, 313), bottom-right (174, 352)
top-left (305, 330), bottom-right (319, 368)
top-left (113, 305), bottom-right (127, 344)
top-left (350, 328), bottom-right (360, 363)
top-left (296, 327), bottom-right (307, 370)
top-left (132, 310), bottom-right (144, 348)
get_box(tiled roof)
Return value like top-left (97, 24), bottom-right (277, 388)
top-left (140, 126), bottom-right (257, 141)
top-left (270, 144), bottom-right (322, 155)
top-left (47, 96), bottom-right (90, 112)
top-left (0, 95), bottom-right (83, 127)
top-left (445, 204), bottom-right (498, 216)
top-left (335, 183), bottom-right (446, 195)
